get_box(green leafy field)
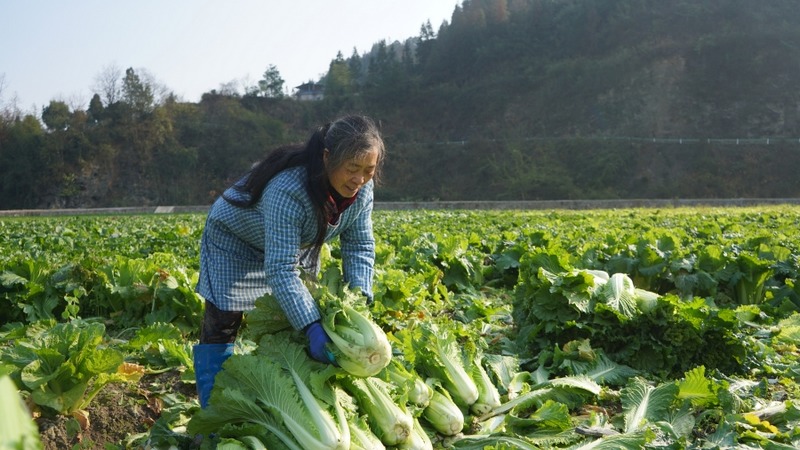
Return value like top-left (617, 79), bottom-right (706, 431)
top-left (2, 206), bottom-right (800, 449)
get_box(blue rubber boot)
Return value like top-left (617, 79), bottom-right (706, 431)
top-left (193, 343), bottom-right (234, 408)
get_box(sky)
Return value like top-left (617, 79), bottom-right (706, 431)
top-left (0, 0), bottom-right (460, 113)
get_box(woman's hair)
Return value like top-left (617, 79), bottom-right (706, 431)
top-left (223, 114), bottom-right (385, 254)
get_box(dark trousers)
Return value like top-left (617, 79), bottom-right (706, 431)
top-left (199, 301), bottom-right (243, 344)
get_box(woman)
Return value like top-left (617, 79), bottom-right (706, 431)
top-left (193, 114), bottom-right (385, 407)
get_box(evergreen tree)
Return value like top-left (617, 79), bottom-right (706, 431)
top-left (258, 64), bottom-right (285, 98)
top-left (122, 67), bottom-right (154, 118)
top-left (87, 94), bottom-right (104, 124)
top-left (41, 101), bottom-right (71, 131)
top-left (325, 52), bottom-right (352, 97)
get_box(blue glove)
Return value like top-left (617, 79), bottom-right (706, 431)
top-left (305, 321), bottom-right (336, 364)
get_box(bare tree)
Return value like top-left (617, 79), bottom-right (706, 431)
top-left (66, 93), bottom-right (89, 112)
top-left (135, 68), bottom-right (172, 105)
top-left (0, 73), bottom-right (5, 113)
top-left (92, 63), bottom-right (123, 105)
top-left (217, 80), bottom-right (241, 97)
top-left (0, 73), bottom-right (23, 123)
top-left (94, 63), bottom-right (173, 107)
top-left (238, 74), bottom-right (257, 96)
top-left (0, 73), bottom-right (8, 122)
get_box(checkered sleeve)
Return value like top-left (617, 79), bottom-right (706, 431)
top-left (340, 185), bottom-right (375, 301)
top-left (262, 182), bottom-right (321, 330)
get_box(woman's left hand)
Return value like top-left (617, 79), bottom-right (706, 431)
top-left (305, 321), bottom-right (336, 364)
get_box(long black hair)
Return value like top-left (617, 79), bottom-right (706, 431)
top-left (223, 114), bottom-right (385, 254)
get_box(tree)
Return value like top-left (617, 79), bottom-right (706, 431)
top-left (258, 64), bottom-right (285, 98)
top-left (0, 73), bottom-right (21, 126)
top-left (41, 101), bottom-right (71, 131)
top-left (92, 63), bottom-right (123, 105)
top-left (217, 80), bottom-right (241, 97)
top-left (420, 20), bottom-right (435, 40)
top-left (325, 52), bottom-right (352, 96)
top-left (482, 0), bottom-right (510, 24)
top-left (348, 48), bottom-right (363, 87)
top-left (416, 21), bottom-right (437, 69)
top-left (122, 67), bottom-right (155, 116)
top-left (368, 40), bottom-right (392, 80)
top-left (401, 39), bottom-right (415, 72)
top-left (136, 69), bottom-right (171, 105)
top-left (0, 115), bottom-right (46, 208)
top-left (87, 94), bottom-right (104, 123)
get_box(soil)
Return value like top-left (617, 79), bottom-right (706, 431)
top-left (34, 370), bottom-right (197, 449)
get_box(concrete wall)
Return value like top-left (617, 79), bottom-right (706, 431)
top-left (373, 198), bottom-right (800, 211)
top-left (1, 198), bottom-right (798, 217)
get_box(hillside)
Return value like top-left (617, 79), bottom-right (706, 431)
top-left (409, 0), bottom-right (800, 139)
top-left (361, 0), bottom-right (800, 200)
top-left (1, 0), bottom-right (799, 208)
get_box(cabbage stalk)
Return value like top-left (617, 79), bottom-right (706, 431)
top-left (284, 370), bottom-right (350, 450)
top-left (322, 303), bottom-right (392, 377)
top-left (313, 270), bottom-right (393, 378)
top-left (422, 386), bottom-right (464, 436)
top-left (415, 323), bottom-right (479, 408)
top-left (348, 416), bottom-right (387, 450)
top-left (384, 359), bottom-right (433, 408)
top-left (341, 376), bottom-right (413, 446)
top-left (396, 417), bottom-right (434, 450)
top-left (595, 272), bottom-right (639, 319)
top-left (469, 357), bottom-right (502, 416)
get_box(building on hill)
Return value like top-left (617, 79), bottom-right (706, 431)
top-left (293, 82), bottom-right (324, 101)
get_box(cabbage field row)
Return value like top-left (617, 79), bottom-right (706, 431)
top-left (1, 206), bottom-right (800, 449)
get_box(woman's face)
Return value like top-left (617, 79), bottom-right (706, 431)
top-left (325, 148), bottom-right (379, 198)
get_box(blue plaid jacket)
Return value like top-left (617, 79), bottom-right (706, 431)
top-left (196, 166), bottom-right (375, 330)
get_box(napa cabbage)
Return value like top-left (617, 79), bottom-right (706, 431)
top-left (321, 300), bottom-right (392, 377)
top-left (396, 417), bottom-right (434, 450)
top-left (243, 265), bottom-right (392, 377)
top-left (383, 359), bottom-right (433, 408)
top-left (311, 265), bottom-right (394, 377)
top-left (412, 322), bottom-right (479, 408)
top-left (0, 374), bottom-right (42, 450)
top-left (187, 334), bottom-right (350, 450)
top-left (470, 354), bottom-right (502, 416)
top-left (422, 384), bottom-right (464, 436)
top-left (0, 319), bottom-right (141, 417)
top-left (348, 415), bottom-right (386, 450)
top-left (339, 376), bottom-right (414, 446)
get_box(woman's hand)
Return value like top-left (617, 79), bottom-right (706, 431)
top-left (305, 321), bottom-right (336, 364)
